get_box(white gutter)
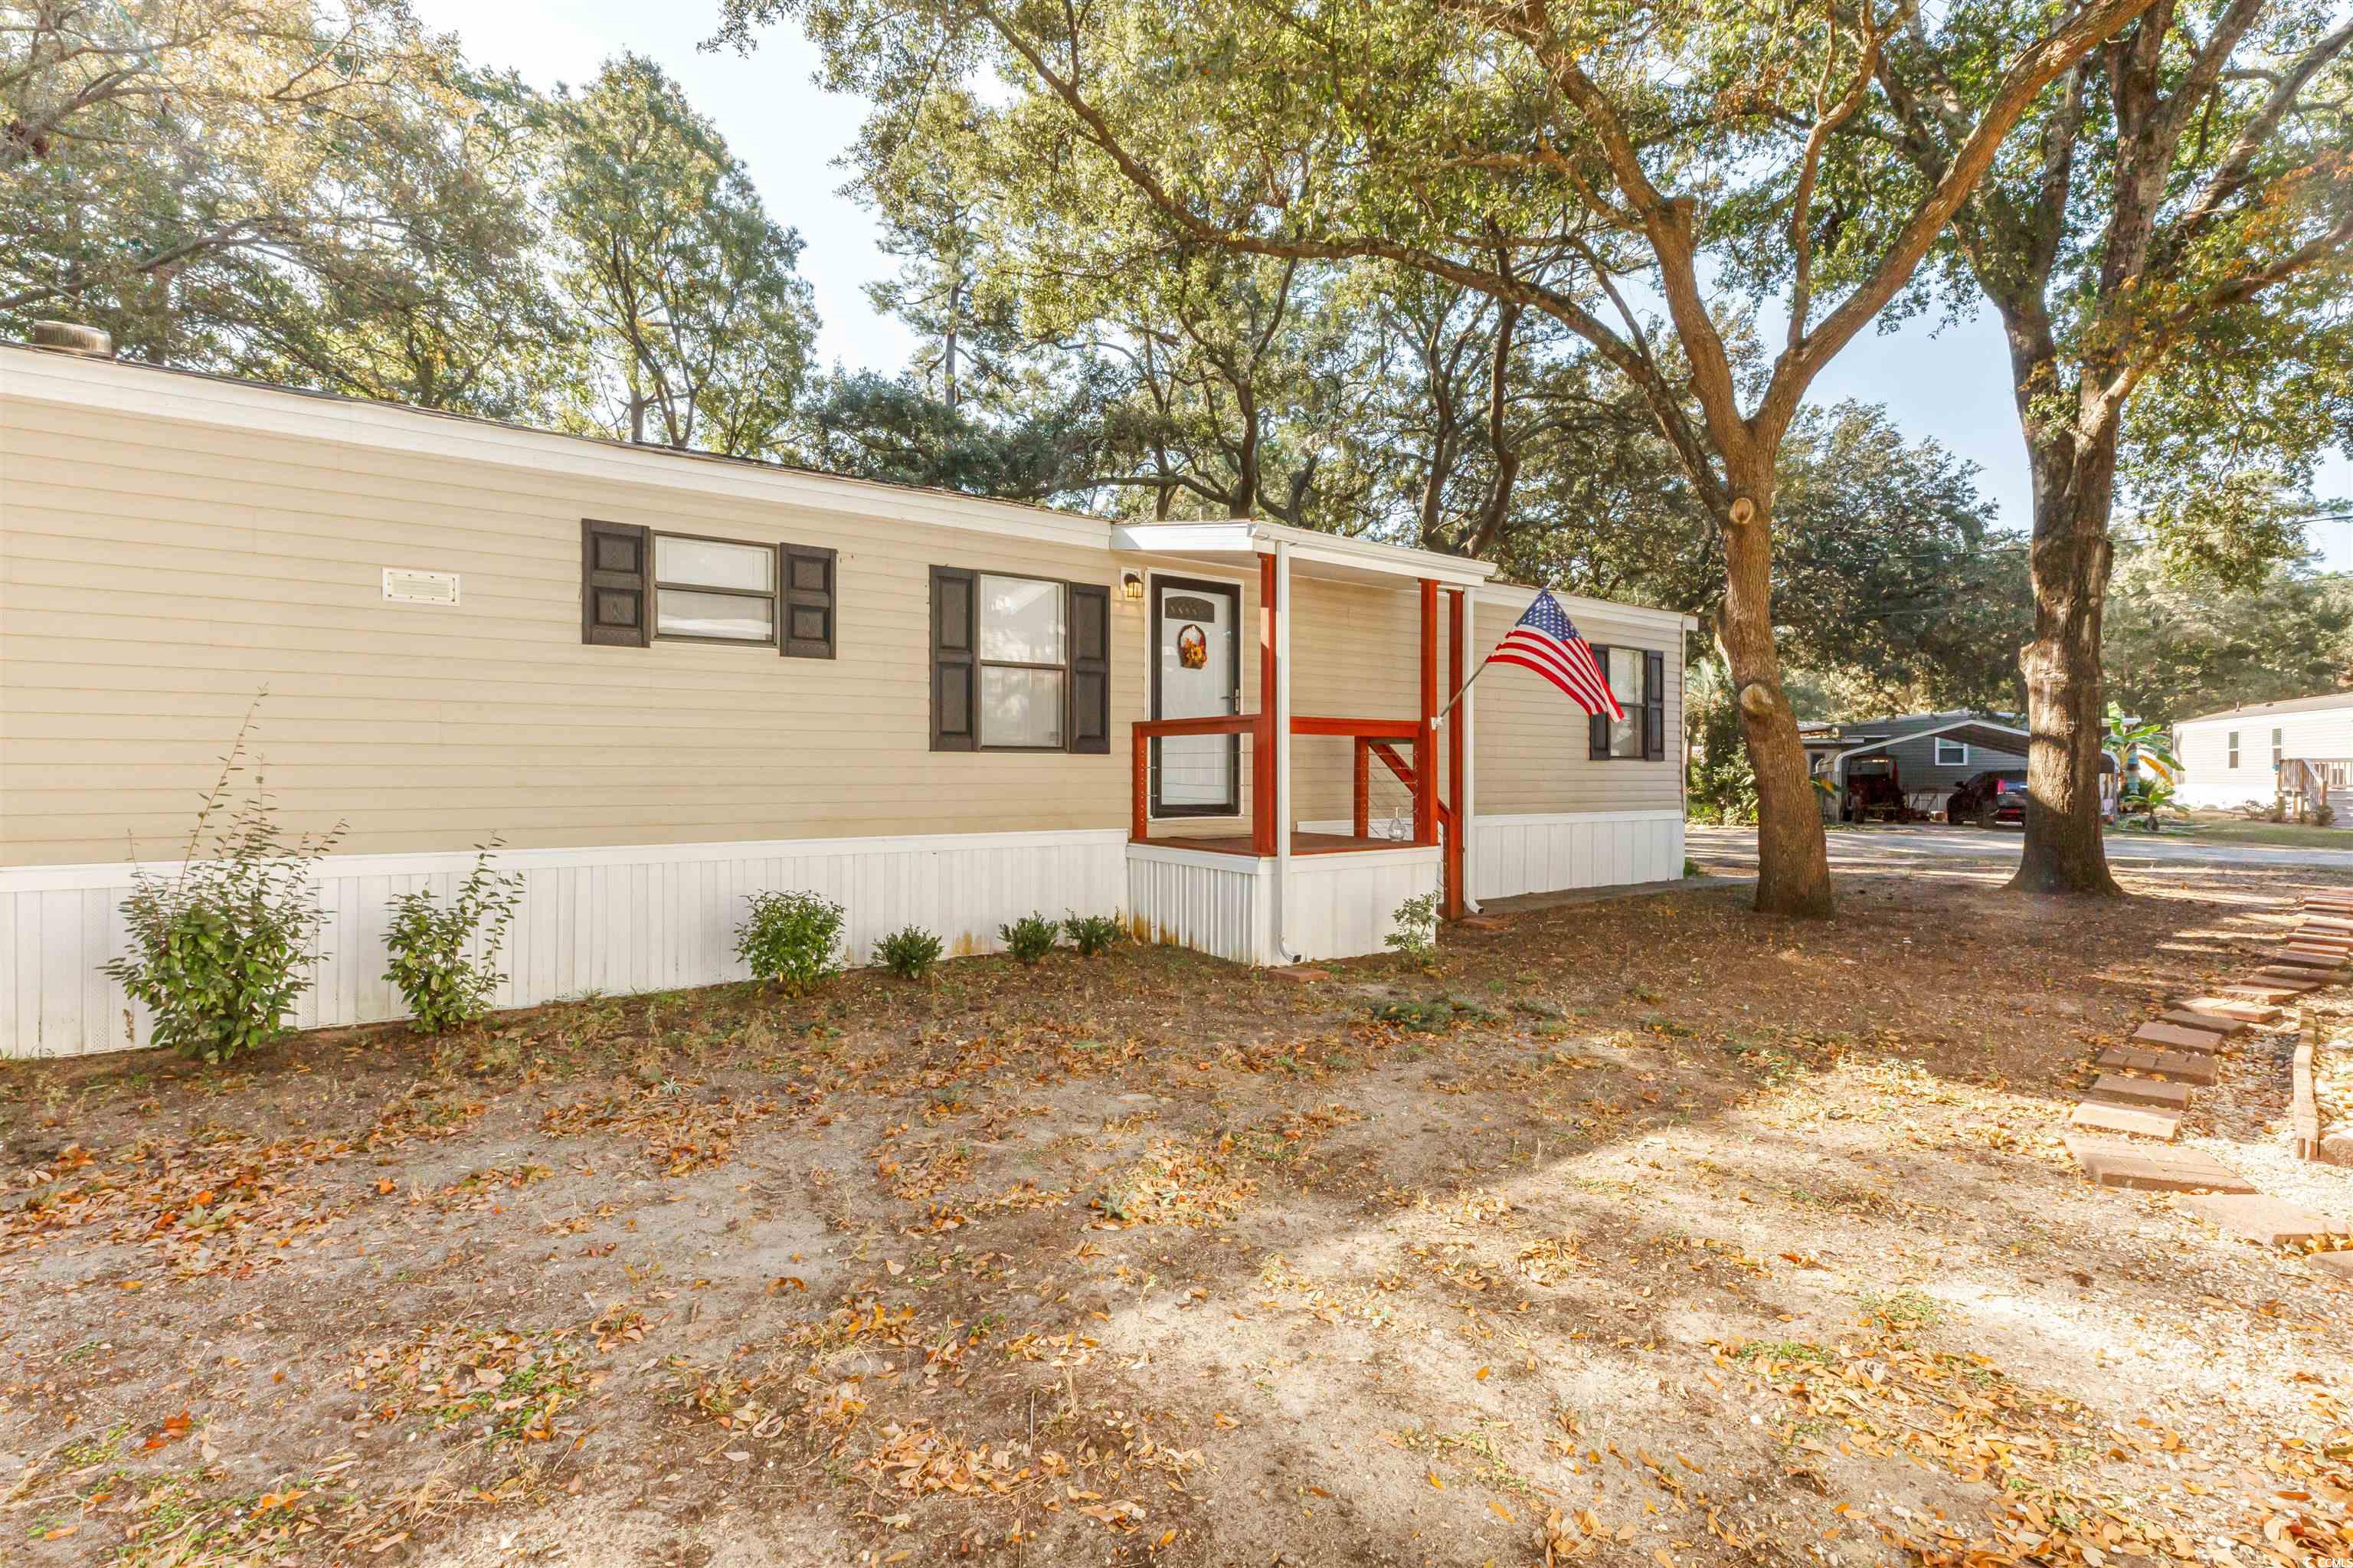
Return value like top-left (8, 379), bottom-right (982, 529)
top-left (1271, 540), bottom-right (1302, 963)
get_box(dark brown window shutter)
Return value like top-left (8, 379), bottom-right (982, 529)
top-left (1587, 643), bottom-right (1612, 759)
top-left (931, 566), bottom-right (977, 751)
top-left (1644, 650), bottom-right (1667, 760)
top-left (781, 544), bottom-right (836, 659)
top-left (581, 519), bottom-right (650, 647)
top-left (1069, 581), bottom-right (1111, 754)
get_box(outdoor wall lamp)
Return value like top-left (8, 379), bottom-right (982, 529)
top-left (1120, 570), bottom-right (1145, 601)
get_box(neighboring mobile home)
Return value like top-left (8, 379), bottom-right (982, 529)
top-left (0, 342), bottom-right (1694, 1057)
top-left (2173, 692), bottom-right (2353, 813)
top-left (1800, 712), bottom-right (2032, 820)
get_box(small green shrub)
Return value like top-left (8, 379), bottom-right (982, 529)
top-left (1385, 890), bottom-right (1442, 961)
top-left (999, 912), bottom-right (1059, 964)
top-left (1061, 912), bottom-right (1124, 957)
top-left (103, 702), bottom-right (345, 1065)
top-left (735, 889), bottom-right (846, 995)
top-left (875, 924), bottom-right (944, 980)
top-left (383, 844), bottom-right (523, 1034)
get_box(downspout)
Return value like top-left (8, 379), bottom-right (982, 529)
top-left (1272, 538), bottom-right (1301, 963)
top-left (1462, 597), bottom-right (1481, 914)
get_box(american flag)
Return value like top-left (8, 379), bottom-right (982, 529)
top-left (1487, 590), bottom-right (1625, 719)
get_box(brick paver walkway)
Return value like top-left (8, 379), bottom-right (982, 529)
top-left (2059, 894), bottom-right (2351, 1281)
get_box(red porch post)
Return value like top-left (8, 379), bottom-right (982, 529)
top-left (1353, 738), bottom-right (1371, 839)
top-left (1444, 588), bottom-right (1466, 917)
top-left (1414, 578), bottom-right (1438, 846)
top-left (1254, 552), bottom-right (1279, 856)
top-left (1131, 724), bottom-right (1149, 843)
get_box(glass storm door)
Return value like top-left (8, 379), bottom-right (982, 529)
top-left (1152, 578), bottom-right (1240, 816)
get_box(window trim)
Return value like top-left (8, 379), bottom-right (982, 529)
top-left (1588, 643), bottom-right (1652, 761)
top-left (2228, 730), bottom-right (2241, 769)
top-left (650, 529), bottom-right (781, 648)
top-left (1935, 736), bottom-right (1969, 767)
top-left (975, 570), bottom-right (1072, 754)
top-left (2273, 727), bottom-right (2283, 769)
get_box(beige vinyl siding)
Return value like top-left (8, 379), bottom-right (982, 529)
top-left (2, 392), bottom-right (1140, 863)
top-left (2, 369), bottom-right (1684, 866)
top-left (1472, 594), bottom-right (1683, 814)
top-left (1284, 579), bottom-right (1684, 821)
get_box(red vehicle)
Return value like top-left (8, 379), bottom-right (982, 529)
top-left (1946, 768), bottom-right (2028, 827)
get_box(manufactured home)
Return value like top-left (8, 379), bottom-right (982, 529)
top-left (0, 342), bottom-right (1693, 1057)
top-left (2173, 693), bottom-right (2353, 815)
top-left (1800, 712), bottom-right (2033, 820)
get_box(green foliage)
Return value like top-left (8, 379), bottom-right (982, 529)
top-left (735, 890), bottom-right (845, 996)
top-left (382, 846), bottom-right (523, 1034)
top-left (794, 370), bottom-right (1101, 499)
top-left (2104, 702), bottom-right (2183, 830)
top-left (1061, 912), bottom-right (1125, 957)
top-left (101, 705), bottom-right (344, 1065)
top-left (875, 924), bottom-right (944, 981)
top-left (998, 912), bottom-right (1059, 964)
top-left (2103, 545), bottom-right (2353, 724)
top-left (1, 2), bottom-right (569, 419)
top-left (1385, 892), bottom-right (1442, 962)
top-left (1686, 676), bottom-right (1761, 826)
top-left (1366, 995), bottom-right (1494, 1031)
top-left (545, 54), bottom-right (819, 454)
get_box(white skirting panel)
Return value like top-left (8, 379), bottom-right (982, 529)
top-left (1125, 841), bottom-right (1439, 966)
top-left (1284, 847), bottom-right (1442, 962)
top-left (0, 829), bottom-right (1128, 1059)
top-left (1125, 843), bottom-right (1269, 965)
top-left (1466, 810), bottom-right (1686, 901)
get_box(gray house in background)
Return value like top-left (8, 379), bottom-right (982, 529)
top-left (1800, 712), bottom-right (2032, 818)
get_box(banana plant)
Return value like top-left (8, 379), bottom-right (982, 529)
top-left (2104, 703), bottom-right (2181, 829)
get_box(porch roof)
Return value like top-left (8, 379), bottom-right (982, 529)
top-left (1108, 519), bottom-right (1497, 591)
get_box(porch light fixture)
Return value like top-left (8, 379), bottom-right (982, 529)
top-left (1119, 570), bottom-right (1145, 601)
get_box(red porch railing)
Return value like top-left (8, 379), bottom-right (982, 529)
top-left (1128, 714), bottom-right (1438, 852)
top-left (1130, 713), bottom-right (1262, 847)
top-left (1126, 552), bottom-right (1470, 918)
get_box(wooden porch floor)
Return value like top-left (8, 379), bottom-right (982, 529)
top-left (1135, 831), bottom-right (1422, 856)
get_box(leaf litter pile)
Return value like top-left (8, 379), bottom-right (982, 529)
top-left (2, 857), bottom-right (2349, 1566)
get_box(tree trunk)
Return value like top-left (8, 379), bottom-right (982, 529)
top-left (944, 278), bottom-right (962, 411)
top-left (1716, 462), bottom-right (1834, 918)
top-left (2010, 427), bottom-right (2122, 895)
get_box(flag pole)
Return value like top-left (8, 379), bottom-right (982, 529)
top-left (1432, 654), bottom-right (1496, 728)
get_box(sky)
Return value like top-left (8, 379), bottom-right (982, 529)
top-left (407, 0), bottom-right (2353, 570)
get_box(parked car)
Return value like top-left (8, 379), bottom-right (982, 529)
top-left (1946, 769), bottom-right (2029, 827)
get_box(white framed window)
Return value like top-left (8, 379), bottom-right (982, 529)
top-left (1935, 737), bottom-right (1968, 766)
top-left (2273, 728), bottom-right (2284, 768)
top-left (654, 532), bottom-right (776, 643)
top-left (1603, 647), bottom-right (1644, 758)
top-left (2228, 731), bottom-right (2240, 769)
top-left (977, 573), bottom-right (1068, 750)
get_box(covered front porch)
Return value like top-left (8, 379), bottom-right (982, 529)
top-left (1111, 521), bottom-right (1494, 965)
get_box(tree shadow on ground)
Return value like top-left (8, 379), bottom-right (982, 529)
top-left (2, 857), bottom-right (2348, 1566)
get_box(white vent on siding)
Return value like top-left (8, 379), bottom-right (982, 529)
top-left (383, 568), bottom-right (460, 605)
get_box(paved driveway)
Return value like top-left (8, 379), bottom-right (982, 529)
top-left (1685, 820), bottom-right (2353, 872)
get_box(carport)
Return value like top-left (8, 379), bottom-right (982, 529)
top-left (1812, 719), bottom-right (2116, 823)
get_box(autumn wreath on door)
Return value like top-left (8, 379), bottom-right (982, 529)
top-left (1176, 624), bottom-right (1209, 669)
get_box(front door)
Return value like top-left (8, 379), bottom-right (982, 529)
top-left (1152, 577), bottom-right (1240, 816)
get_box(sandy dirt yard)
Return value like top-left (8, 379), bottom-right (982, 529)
top-left (4, 856), bottom-right (2348, 1568)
